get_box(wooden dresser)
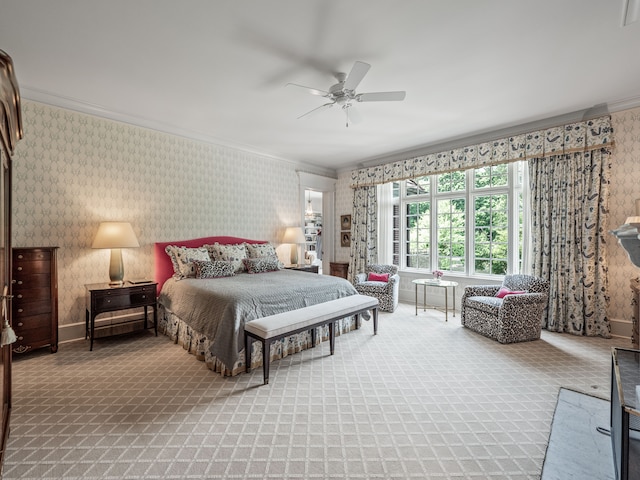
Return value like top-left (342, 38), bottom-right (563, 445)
top-left (329, 262), bottom-right (349, 279)
top-left (12, 247), bottom-right (59, 354)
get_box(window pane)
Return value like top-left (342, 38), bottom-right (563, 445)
top-left (473, 193), bottom-right (508, 276)
top-left (406, 177), bottom-right (429, 196)
top-left (437, 171), bottom-right (465, 193)
top-left (474, 164), bottom-right (508, 189)
top-left (437, 198), bottom-right (465, 272)
top-left (405, 201), bottom-right (430, 268)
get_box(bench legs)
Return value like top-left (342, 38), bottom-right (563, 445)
top-left (244, 307), bottom-right (377, 386)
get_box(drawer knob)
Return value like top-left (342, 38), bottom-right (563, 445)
top-left (17, 308), bottom-right (23, 313)
top-left (17, 280), bottom-right (22, 285)
top-left (142, 295), bottom-right (146, 299)
top-left (17, 266), bottom-right (22, 271)
top-left (18, 336), bottom-right (23, 341)
top-left (17, 254), bottom-right (23, 259)
top-left (17, 322), bottom-right (23, 327)
top-left (17, 294), bottom-right (22, 299)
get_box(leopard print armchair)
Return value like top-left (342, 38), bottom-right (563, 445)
top-left (353, 264), bottom-right (399, 312)
top-left (461, 274), bottom-right (549, 344)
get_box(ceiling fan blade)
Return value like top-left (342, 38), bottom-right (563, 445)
top-left (297, 102), bottom-right (334, 119)
top-left (357, 91), bottom-right (406, 102)
top-left (286, 83), bottom-right (330, 96)
top-left (343, 61), bottom-right (371, 91)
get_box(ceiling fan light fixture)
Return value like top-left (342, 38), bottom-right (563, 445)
top-left (289, 60), bottom-right (405, 124)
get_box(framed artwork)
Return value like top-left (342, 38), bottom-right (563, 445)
top-left (341, 232), bottom-right (351, 248)
top-left (340, 214), bottom-right (352, 231)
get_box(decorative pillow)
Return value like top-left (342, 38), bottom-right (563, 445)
top-left (245, 242), bottom-right (277, 259)
top-left (367, 272), bottom-right (390, 282)
top-left (165, 246), bottom-right (211, 279)
top-left (243, 256), bottom-right (281, 274)
top-left (192, 260), bottom-right (235, 278)
top-left (204, 243), bottom-right (247, 273)
top-left (495, 287), bottom-right (526, 299)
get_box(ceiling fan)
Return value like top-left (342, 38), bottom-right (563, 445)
top-left (287, 61), bottom-right (406, 127)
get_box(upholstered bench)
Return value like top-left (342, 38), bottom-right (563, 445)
top-left (244, 295), bottom-right (379, 385)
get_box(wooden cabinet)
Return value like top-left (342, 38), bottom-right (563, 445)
top-left (329, 262), bottom-right (349, 279)
top-left (11, 247), bottom-right (58, 354)
top-left (0, 143), bottom-right (10, 468)
top-left (0, 49), bottom-right (23, 471)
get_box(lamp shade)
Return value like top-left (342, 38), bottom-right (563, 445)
top-left (92, 222), bottom-right (140, 249)
top-left (282, 227), bottom-right (305, 244)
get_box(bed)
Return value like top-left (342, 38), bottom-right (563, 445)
top-left (154, 236), bottom-right (362, 376)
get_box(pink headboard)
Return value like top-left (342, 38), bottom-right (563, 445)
top-left (154, 236), bottom-right (267, 295)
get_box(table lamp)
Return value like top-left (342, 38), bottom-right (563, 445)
top-left (92, 221), bottom-right (140, 285)
top-left (282, 226), bottom-right (306, 265)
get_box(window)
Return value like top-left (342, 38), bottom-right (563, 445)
top-left (388, 161), bottom-right (525, 278)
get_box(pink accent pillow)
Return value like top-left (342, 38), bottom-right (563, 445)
top-left (495, 287), bottom-right (526, 299)
top-left (367, 272), bottom-right (390, 282)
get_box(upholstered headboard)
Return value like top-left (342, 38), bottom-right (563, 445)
top-left (153, 236), bottom-right (267, 294)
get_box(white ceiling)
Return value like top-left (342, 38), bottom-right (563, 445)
top-left (1, 0), bottom-right (639, 174)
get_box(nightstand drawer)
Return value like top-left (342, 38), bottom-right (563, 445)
top-left (93, 291), bottom-right (154, 310)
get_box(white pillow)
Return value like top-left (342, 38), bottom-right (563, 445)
top-left (165, 246), bottom-right (211, 279)
top-left (204, 243), bottom-right (247, 273)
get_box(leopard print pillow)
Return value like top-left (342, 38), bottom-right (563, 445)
top-left (193, 260), bottom-right (236, 278)
top-left (243, 256), bottom-right (281, 274)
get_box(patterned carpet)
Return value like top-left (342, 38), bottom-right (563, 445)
top-left (2, 302), bottom-right (627, 479)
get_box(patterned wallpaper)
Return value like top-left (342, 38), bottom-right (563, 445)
top-left (608, 107), bottom-right (640, 321)
top-left (336, 106), bottom-right (640, 326)
top-left (12, 101), bottom-right (301, 334)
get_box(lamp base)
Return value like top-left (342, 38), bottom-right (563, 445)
top-left (108, 280), bottom-right (125, 287)
top-left (109, 248), bottom-right (125, 285)
top-left (290, 244), bottom-right (298, 265)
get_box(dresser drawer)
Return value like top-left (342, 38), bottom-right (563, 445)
top-left (14, 250), bottom-right (51, 263)
top-left (13, 313), bottom-right (52, 334)
top-left (13, 273), bottom-right (51, 290)
top-left (13, 260), bottom-right (51, 276)
top-left (13, 286), bottom-right (51, 302)
top-left (13, 298), bottom-right (52, 317)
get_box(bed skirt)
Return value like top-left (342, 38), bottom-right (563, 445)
top-left (158, 303), bottom-right (359, 377)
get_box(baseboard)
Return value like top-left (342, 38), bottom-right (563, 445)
top-left (610, 317), bottom-right (632, 341)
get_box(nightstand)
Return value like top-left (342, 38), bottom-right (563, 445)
top-left (85, 282), bottom-right (158, 351)
top-left (285, 264), bottom-right (319, 274)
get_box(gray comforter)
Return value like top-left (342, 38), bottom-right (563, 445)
top-left (158, 269), bottom-right (359, 368)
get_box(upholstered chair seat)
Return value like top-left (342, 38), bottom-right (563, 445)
top-left (353, 264), bottom-right (399, 313)
top-left (461, 274), bottom-right (549, 344)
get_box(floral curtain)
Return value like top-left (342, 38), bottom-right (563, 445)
top-left (349, 186), bottom-right (377, 282)
top-left (349, 116), bottom-right (614, 188)
top-left (529, 147), bottom-right (612, 337)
